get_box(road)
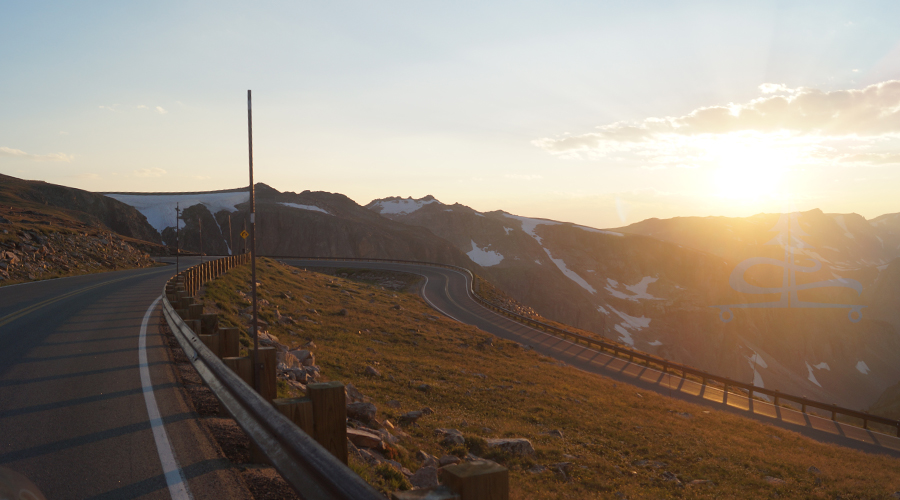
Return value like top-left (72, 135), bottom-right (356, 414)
top-left (0, 259), bottom-right (248, 499)
top-left (283, 258), bottom-right (900, 458)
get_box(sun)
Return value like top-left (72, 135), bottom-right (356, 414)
top-left (708, 139), bottom-right (792, 201)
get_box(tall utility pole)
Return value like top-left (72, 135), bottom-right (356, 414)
top-left (248, 89), bottom-right (260, 392)
top-left (175, 203), bottom-right (180, 274)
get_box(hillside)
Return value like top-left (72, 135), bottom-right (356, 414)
top-left (196, 258), bottom-right (900, 499)
top-left (367, 197), bottom-right (900, 412)
top-left (0, 173), bottom-right (161, 243)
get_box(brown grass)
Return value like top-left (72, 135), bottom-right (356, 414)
top-left (199, 258), bottom-right (900, 499)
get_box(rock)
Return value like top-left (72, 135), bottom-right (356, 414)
top-left (364, 365), bottom-right (381, 377)
top-left (891, 492), bottom-right (900, 499)
top-left (383, 459), bottom-right (413, 477)
top-left (485, 438), bottom-right (534, 456)
top-left (346, 428), bottom-right (384, 450)
top-left (303, 340), bottom-right (317, 349)
top-left (421, 407), bottom-right (435, 415)
top-left (383, 420), bottom-right (395, 430)
top-left (528, 464), bottom-right (547, 474)
top-left (548, 429), bottom-right (564, 438)
top-left (435, 428), bottom-right (465, 446)
top-left (807, 466), bottom-right (821, 475)
top-left (408, 466), bottom-right (439, 489)
top-left (345, 383), bottom-right (367, 403)
top-left (416, 450), bottom-right (439, 468)
top-left (339, 308), bottom-right (348, 316)
top-left (277, 351), bottom-right (301, 369)
top-left (347, 402), bottom-right (377, 423)
top-left (392, 304), bottom-right (402, 310)
top-left (439, 455), bottom-right (461, 466)
top-left (764, 476), bottom-right (785, 486)
top-left (400, 411), bottom-right (424, 425)
top-left (387, 399), bottom-right (401, 408)
top-left (416, 383), bottom-right (431, 392)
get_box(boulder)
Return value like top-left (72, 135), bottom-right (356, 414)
top-left (485, 438), bottom-right (534, 456)
top-left (408, 466), bottom-right (439, 489)
top-left (399, 410), bottom-right (424, 425)
top-left (764, 476), bottom-right (785, 486)
top-left (276, 351), bottom-right (300, 369)
top-left (347, 402), bottom-right (377, 423)
top-left (439, 455), bottom-right (460, 466)
top-left (364, 365), bottom-right (381, 377)
top-left (346, 428), bottom-right (384, 450)
top-left (345, 383), bottom-right (367, 403)
top-left (416, 450), bottom-right (439, 468)
top-left (434, 428), bottom-right (464, 446)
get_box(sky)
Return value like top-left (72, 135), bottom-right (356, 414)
top-left (2, 1), bottom-right (900, 229)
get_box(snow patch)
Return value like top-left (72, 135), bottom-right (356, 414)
top-left (106, 191), bottom-right (249, 234)
top-left (614, 325), bottom-right (634, 347)
top-left (279, 202), bottom-right (331, 215)
top-left (746, 351), bottom-right (767, 392)
top-left (543, 248), bottom-right (596, 294)
top-left (806, 362), bottom-right (822, 387)
top-left (607, 305), bottom-right (651, 330)
top-left (502, 213), bottom-right (560, 245)
top-left (466, 240), bottom-right (504, 267)
top-left (605, 276), bottom-right (663, 301)
top-left (597, 305), bottom-right (610, 315)
top-left (813, 362), bottom-right (831, 371)
top-left (856, 361), bottom-right (870, 374)
top-left (833, 215), bottom-right (855, 239)
top-left (371, 197), bottom-right (441, 215)
top-left (648, 340), bottom-right (663, 346)
top-left (503, 227), bottom-right (514, 235)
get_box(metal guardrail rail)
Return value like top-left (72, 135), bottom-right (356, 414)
top-left (278, 256), bottom-right (900, 437)
top-left (161, 256), bottom-right (383, 500)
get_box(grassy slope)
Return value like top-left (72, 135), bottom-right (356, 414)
top-left (201, 258), bottom-right (900, 499)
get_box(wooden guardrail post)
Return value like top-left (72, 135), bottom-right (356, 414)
top-left (200, 313), bottom-right (218, 335)
top-left (188, 303), bottom-right (204, 321)
top-left (308, 381), bottom-right (348, 464)
top-left (219, 327), bottom-right (241, 358)
top-left (199, 333), bottom-right (220, 357)
top-left (258, 346), bottom-right (277, 402)
top-left (223, 356), bottom-right (254, 387)
top-left (274, 397), bottom-right (315, 435)
top-left (187, 319), bottom-right (201, 335)
top-left (441, 461), bottom-right (508, 500)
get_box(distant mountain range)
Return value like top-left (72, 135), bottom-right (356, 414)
top-left (5, 173), bottom-right (898, 413)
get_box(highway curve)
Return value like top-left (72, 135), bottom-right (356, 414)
top-left (0, 258), bottom-right (249, 499)
top-left (283, 258), bottom-right (900, 458)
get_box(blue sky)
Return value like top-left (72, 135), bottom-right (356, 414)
top-left (2, 1), bottom-right (900, 228)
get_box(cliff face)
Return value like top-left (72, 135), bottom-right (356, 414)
top-left (0, 173), bottom-right (161, 243)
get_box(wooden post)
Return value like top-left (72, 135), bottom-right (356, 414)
top-left (273, 397), bottom-right (315, 435)
top-left (188, 304), bottom-right (204, 321)
top-left (308, 381), bottom-right (348, 464)
top-left (219, 327), bottom-right (241, 358)
top-left (199, 333), bottom-right (220, 357)
top-left (441, 461), bottom-right (508, 500)
top-left (392, 487), bottom-right (460, 500)
top-left (200, 313), bottom-right (218, 335)
top-left (258, 346), bottom-right (277, 402)
top-left (223, 356), bottom-right (254, 388)
top-left (187, 319), bottom-right (201, 335)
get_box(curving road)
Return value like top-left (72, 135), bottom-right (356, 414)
top-left (283, 258), bottom-right (900, 458)
top-left (0, 258), bottom-right (248, 499)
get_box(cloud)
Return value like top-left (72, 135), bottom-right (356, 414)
top-left (137, 104), bottom-right (148, 109)
top-left (534, 80), bottom-right (900, 169)
top-left (99, 104), bottom-right (119, 112)
top-left (0, 146), bottom-right (74, 162)
top-left (134, 168), bottom-right (167, 178)
top-left (155, 106), bottom-right (167, 114)
top-left (504, 173), bottom-right (543, 181)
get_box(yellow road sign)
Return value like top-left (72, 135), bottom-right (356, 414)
top-left (240, 230), bottom-right (249, 239)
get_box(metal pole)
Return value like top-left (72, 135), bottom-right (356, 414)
top-left (175, 203), bottom-right (180, 274)
top-left (248, 89), bottom-right (261, 392)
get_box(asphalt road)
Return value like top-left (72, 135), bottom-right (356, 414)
top-left (0, 259), bottom-right (249, 500)
top-left (283, 258), bottom-right (900, 458)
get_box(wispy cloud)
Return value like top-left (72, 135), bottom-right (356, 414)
top-left (534, 80), bottom-right (900, 170)
top-left (155, 106), bottom-right (167, 115)
top-left (0, 146), bottom-right (74, 162)
top-left (99, 104), bottom-right (120, 112)
top-left (134, 168), bottom-right (167, 178)
top-left (137, 104), bottom-right (148, 109)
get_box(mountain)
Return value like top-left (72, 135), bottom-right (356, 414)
top-left (367, 196), bottom-right (900, 411)
top-left (0, 173), bottom-right (160, 243)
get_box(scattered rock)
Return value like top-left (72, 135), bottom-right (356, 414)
top-left (548, 429), bottom-right (564, 438)
top-left (485, 438), bottom-right (534, 456)
top-left (392, 304), bottom-right (402, 310)
top-left (421, 407), bottom-right (435, 415)
top-left (339, 308), bottom-right (348, 316)
top-left (387, 399), bottom-right (401, 408)
top-left (416, 450), bottom-right (439, 468)
top-left (435, 428), bottom-right (465, 446)
top-left (528, 465), bottom-right (547, 474)
top-left (400, 411), bottom-right (425, 425)
top-left (302, 340), bottom-right (317, 349)
top-left (347, 402), bottom-right (377, 423)
top-left (346, 428), bottom-right (384, 450)
top-left (807, 466), bottom-right (821, 475)
top-left (345, 383), bottom-right (367, 404)
top-left (891, 492), bottom-right (900, 499)
top-left (416, 383), bottom-right (431, 392)
top-left (408, 466), bottom-right (439, 489)
top-left (364, 365), bottom-right (381, 377)
top-left (764, 476), bottom-right (785, 486)
top-left (439, 455), bottom-right (461, 466)
top-left (661, 471), bottom-right (682, 486)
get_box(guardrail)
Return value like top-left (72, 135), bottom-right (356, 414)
top-left (161, 256), bottom-right (384, 500)
top-left (277, 256), bottom-right (900, 438)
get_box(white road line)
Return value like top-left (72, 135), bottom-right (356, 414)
top-left (140, 296), bottom-right (193, 500)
